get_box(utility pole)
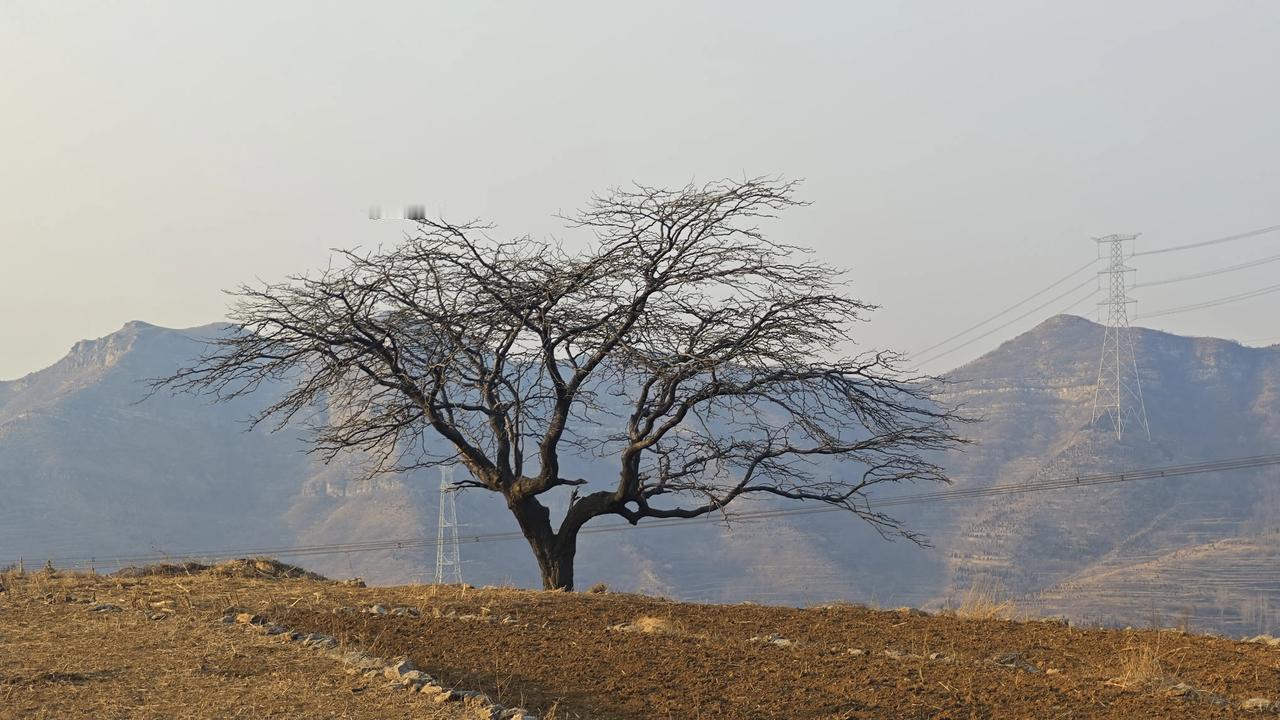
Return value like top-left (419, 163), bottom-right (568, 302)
top-left (1091, 234), bottom-right (1151, 441)
top-left (434, 466), bottom-right (463, 585)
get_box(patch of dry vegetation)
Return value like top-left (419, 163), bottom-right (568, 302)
top-left (950, 581), bottom-right (1016, 621)
top-left (607, 614), bottom-right (684, 635)
top-left (1108, 640), bottom-right (1167, 689)
top-left (1106, 632), bottom-right (1191, 691)
top-left (112, 557), bottom-right (325, 580)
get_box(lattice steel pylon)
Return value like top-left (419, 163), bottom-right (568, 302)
top-left (1091, 234), bottom-right (1151, 441)
top-left (434, 466), bottom-right (463, 585)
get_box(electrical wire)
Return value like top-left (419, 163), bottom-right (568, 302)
top-left (1134, 224), bottom-right (1280, 257)
top-left (12, 226), bottom-right (1280, 572)
top-left (912, 279), bottom-right (1100, 367)
top-left (1136, 281), bottom-right (1280, 319)
top-left (1134, 252), bottom-right (1280, 288)
top-left (912, 258), bottom-right (1099, 359)
top-left (1057, 286), bottom-right (1103, 318)
top-left (908, 223), bottom-right (1279, 368)
top-left (15, 451), bottom-right (1280, 570)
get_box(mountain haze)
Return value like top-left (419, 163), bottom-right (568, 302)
top-left (1, 316), bottom-right (1278, 634)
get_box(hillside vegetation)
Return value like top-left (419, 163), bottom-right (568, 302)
top-left (3, 561), bottom-right (1280, 719)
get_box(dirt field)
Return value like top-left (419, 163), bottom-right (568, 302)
top-left (3, 562), bottom-right (1280, 719)
top-left (0, 564), bottom-right (468, 720)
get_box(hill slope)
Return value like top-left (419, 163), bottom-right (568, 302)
top-left (5, 564), bottom-right (1280, 719)
top-left (929, 315), bottom-right (1280, 634)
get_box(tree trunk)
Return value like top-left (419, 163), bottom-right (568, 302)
top-left (534, 540), bottom-right (576, 591)
top-left (509, 495), bottom-right (578, 591)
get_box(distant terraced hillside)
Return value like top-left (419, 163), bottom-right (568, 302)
top-left (929, 315), bottom-right (1280, 634)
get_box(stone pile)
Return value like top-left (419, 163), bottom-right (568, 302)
top-left (347, 603), bottom-right (532, 629)
top-left (221, 610), bottom-right (537, 720)
top-left (747, 633), bottom-right (793, 648)
top-left (1156, 679), bottom-right (1231, 708)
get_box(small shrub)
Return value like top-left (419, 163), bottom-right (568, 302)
top-left (1110, 641), bottom-right (1164, 689)
top-left (1107, 633), bottom-right (1188, 690)
top-left (952, 581), bottom-right (1015, 621)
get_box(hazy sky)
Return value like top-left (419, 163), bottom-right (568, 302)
top-left (3, 1), bottom-right (1279, 380)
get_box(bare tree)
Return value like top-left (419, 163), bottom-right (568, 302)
top-left (158, 178), bottom-right (968, 590)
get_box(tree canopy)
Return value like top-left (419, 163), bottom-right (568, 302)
top-left (161, 178), bottom-right (968, 589)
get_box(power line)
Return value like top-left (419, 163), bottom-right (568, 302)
top-left (1134, 252), bottom-right (1280, 288)
top-left (874, 452), bottom-right (1280, 508)
top-left (908, 223), bottom-right (1279, 368)
top-left (913, 279), bottom-right (1100, 367)
top-left (1134, 224), bottom-right (1280, 257)
top-left (1059, 288), bottom-right (1103, 319)
top-left (15, 451), bottom-right (1280, 571)
top-left (1136, 281), bottom-right (1280, 319)
top-left (912, 258), bottom-right (1100, 359)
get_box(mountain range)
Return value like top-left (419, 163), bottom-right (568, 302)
top-left (2, 315), bottom-right (1278, 635)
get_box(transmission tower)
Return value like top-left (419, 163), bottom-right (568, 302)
top-left (434, 466), bottom-right (463, 585)
top-left (1091, 234), bottom-right (1151, 441)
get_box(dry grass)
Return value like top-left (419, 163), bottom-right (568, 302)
top-left (950, 581), bottom-right (1016, 621)
top-left (1, 566), bottom-right (86, 603)
top-left (632, 615), bottom-right (681, 634)
top-left (1106, 633), bottom-right (1190, 691)
top-left (1109, 641), bottom-right (1165, 689)
top-left (609, 614), bottom-right (684, 635)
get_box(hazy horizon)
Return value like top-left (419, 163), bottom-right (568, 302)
top-left (4, 1), bottom-right (1279, 380)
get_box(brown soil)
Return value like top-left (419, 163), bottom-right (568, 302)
top-left (267, 586), bottom-right (1280, 720)
top-left (0, 568), bottom-right (462, 720)
top-left (4, 563), bottom-right (1280, 719)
